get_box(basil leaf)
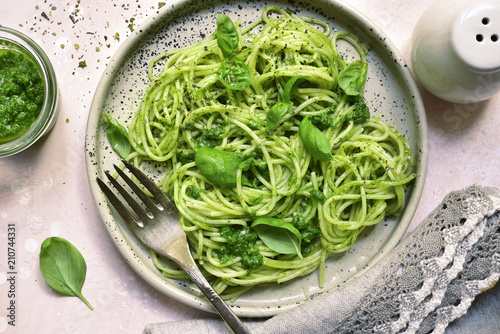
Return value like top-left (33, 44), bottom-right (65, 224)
top-left (338, 60), bottom-right (368, 96)
top-left (39, 237), bottom-right (94, 310)
top-left (217, 14), bottom-right (239, 58)
top-left (103, 114), bottom-right (131, 159)
top-left (265, 76), bottom-right (308, 130)
top-left (195, 146), bottom-right (241, 188)
top-left (283, 75), bottom-right (309, 102)
top-left (299, 116), bottom-right (332, 161)
top-left (252, 218), bottom-right (303, 258)
top-left (217, 56), bottom-right (252, 91)
top-left (266, 101), bottom-right (292, 130)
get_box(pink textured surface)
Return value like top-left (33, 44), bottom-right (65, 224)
top-left (0, 1), bottom-right (499, 333)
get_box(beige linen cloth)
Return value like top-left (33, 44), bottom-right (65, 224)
top-left (146, 185), bottom-right (500, 333)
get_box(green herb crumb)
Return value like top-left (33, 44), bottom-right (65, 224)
top-left (218, 226), bottom-right (263, 269)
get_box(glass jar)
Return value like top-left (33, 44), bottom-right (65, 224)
top-left (0, 26), bottom-right (59, 157)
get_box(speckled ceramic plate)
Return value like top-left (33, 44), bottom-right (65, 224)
top-left (85, 0), bottom-right (428, 317)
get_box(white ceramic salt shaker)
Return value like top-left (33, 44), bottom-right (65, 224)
top-left (411, 0), bottom-right (500, 103)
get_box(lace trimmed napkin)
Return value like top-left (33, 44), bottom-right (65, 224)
top-left (145, 185), bottom-right (500, 334)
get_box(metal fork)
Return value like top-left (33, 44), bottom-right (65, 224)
top-left (97, 159), bottom-right (251, 334)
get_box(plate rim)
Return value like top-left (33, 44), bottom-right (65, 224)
top-left (85, 0), bottom-right (428, 317)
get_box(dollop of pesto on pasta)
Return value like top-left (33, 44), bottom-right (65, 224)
top-left (123, 6), bottom-right (415, 300)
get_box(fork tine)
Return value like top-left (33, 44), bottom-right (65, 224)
top-left (121, 159), bottom-right (166, 199)
top-left (103, 170), bottom-right (151, 224)
top-left (96, 177), bottom-right (142, 234)
top-left (113, 164), bottom-right (159, 214)
top-left (121, 159), bottom-right (177, 214)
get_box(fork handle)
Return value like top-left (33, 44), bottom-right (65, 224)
top-left (183, 265), bottom-right (252, 334)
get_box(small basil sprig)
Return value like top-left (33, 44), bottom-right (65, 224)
top-left (266, 76), bottom-right (309, 130)
top-left (217, 57), bottom-right (252, 91)
top-left (217, 14), bottom-right (239, 58)
top-left (39, 237), bottom-right (94, 310)
top-left (195, 146), bottom-right (241, 188)
top-left (338, 60), bottom-right (368, 96)
top-left (216, 14), bottom-right (252, 91)
top-left (103, 114), bottom-right (131, 159)
top-left (299, 116), bottom-right (332, 161)
top-left (283, 75), bottom-right (308, 102)
top-left (251, 217), bottom-right (303, 258)
top-left (266, 101), bottom-right (292, 130)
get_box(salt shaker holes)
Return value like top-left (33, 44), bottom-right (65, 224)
top-left (410, 0), bottom-right (500, 103)
top-left (476, 33), bottom-right (499, 43)
top-left (478, 17), bottom-right (498, 43)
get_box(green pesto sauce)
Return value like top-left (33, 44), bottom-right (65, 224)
top-left (0, 49), bottom-right (45, 143)
top-left (218, 226), bottom-right (263, 269)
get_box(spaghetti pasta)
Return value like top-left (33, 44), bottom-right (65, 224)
top-left (123, 6), bottom-right (415, 299)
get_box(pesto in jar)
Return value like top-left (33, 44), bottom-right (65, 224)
top-left (0, 49), bottom-right (45, 143)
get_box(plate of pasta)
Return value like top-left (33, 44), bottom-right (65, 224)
top-left (86, 0), bottom-right (427, 317)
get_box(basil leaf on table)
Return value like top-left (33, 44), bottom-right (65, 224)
top-left (103, 114), bottom-right (131, 159)
top-left (39, 237), bottom-right (94, 310)
top-left (216, 14), bottom-right (239, 58)
top-left (195, 146), bottom-right (241, 188)
top-left (251, 217), bottom-right (303, 258)
top-left (338, 60), bottom-right (368, 96)
top-left (299, 116), bottom-right (332, 161)
top-left (217, 56), bottom-right (252, 91)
